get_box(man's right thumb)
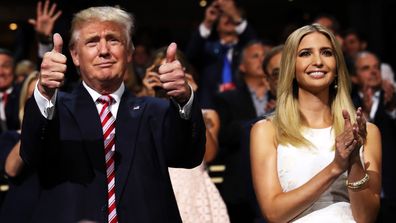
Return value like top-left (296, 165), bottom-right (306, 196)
top-left (52, 33), bottom-right (63, 53)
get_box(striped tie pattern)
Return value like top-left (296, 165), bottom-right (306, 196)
top-left (97, 95), bottom-right (118, 223)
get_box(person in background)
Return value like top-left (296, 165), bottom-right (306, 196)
top-left (185, 0), bottom-right (257, 108)
top-left (18, 6), bottom-right (205, 223)
top-left (140, 46), bottom-right (230, 223)
top-left (0, 72), bottom-right (40, 222)
top-left (313, 13), bottom-right (343, 46)
top-left (342, 29), bottom-right (396, 88)
top-left (262, 44), bottom-right (284, 113)
top-left (251, 24), bottom-right (381, 222)
top-left (14, 60), bottom-right (36, 84)
top-left (214, 40), bottom-right (269, 223)
top-left (350, 50), bottom-right (396, 223)
top-left (0, 49), bottom-right (21, 136)
top-left (132, 43), bottom-right (152, 80)
top-left (0, 48), bottom-right (20, 208)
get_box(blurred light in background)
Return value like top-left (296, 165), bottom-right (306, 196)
top-left (199, 0), bottom-right (207, 7)
top-left (9, 23), bottom-right (18, 31)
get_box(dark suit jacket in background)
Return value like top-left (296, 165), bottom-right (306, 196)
top-left (214, 81), bottom-right (258, 222)
top-left (185, 24), bottom-right (257, 109)
top-left (18, 83), bottom-right (206, 223)
top-left (1, 84), bottom-right (21, 135)
top-left (351, 90), bottom-right (396, 223)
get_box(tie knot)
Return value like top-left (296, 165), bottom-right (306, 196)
top-left (97, 95), bottom-right (114, 105)
top-left (221, 44), bottom-right (232, 53)
top-left (0, 92), bottom-right (7, 102)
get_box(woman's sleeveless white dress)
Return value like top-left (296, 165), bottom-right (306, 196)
top-left (277, 126), bottom-right (356, 223)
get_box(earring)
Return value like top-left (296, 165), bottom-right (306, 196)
top-left (334, 77), bottom-right (338, 89)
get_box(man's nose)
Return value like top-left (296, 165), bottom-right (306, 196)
top-left (98, 40), bottom-right (110, 56)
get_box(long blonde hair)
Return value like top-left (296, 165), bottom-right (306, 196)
top-left (272, 24), bottom-right (356, 147)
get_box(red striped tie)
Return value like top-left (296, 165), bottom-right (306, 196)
top-left (97, 95), bottom-right (118, 223)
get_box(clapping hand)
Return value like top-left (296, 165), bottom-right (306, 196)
top-left (334, 108), bottom-right (367, 172)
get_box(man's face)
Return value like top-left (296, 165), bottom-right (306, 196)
top-left (217, 14), bottom-right (237, 35)
top-left (70, 21), bottom-right (131, 93)
top-left (343, 33), bottom-right (364, 58)
top-left (355, 53), bottom-right (382, 89)
top-left (315, 17), bottom-right (334, 33)
top-left (0, 54), bottom-right (14, 91)
top-left (239, 43), bottom-right (266, 78)
top-left (266, 52), bottom-right (282, 95)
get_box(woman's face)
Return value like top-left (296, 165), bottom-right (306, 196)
top-left (295, 32), bottom-right (337, 94)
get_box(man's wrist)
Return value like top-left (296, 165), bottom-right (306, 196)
top-left (37, 33), bottom-right (52, 44)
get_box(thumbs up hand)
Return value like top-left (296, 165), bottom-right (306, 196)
top-left (158, 42), bottom-right (191, 104)
top-left (39, 33), bottom-right (67, 100)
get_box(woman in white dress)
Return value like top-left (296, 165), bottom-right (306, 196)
top-left (250, 24), bottom-right (381, 222)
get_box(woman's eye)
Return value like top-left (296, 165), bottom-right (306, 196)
top-left (298, 51), bottom-right (311, 57)
top-left (322, 49), bottom-right (334, 56)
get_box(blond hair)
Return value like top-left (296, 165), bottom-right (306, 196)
top-left (19, 71), bottom-right (39, 123)
top-left (69, 6), bottom-right (134, 51)
top-left (271, 23), bottom-right (356, 147)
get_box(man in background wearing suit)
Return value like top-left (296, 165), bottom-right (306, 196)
top-left (19, 6), bottom-right (205, 223)
top-left (0, 48), bottom-right (21, 208)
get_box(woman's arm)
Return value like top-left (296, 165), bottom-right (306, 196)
top-left (202, 109), bottom-right (220, 163)
top-left (348, 122), bottom-right (381, 223)
top-left (5, 141), bottom-right (24, 177)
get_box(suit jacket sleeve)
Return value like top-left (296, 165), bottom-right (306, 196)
top-left (161, 97), bottom-right (206, 168)
top-left (19, 96), bottom-right (61, 183)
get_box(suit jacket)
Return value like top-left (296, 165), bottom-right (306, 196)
top-left (351, 90), bottom-right (396, 201)
top-left (1, 84), bottom-right (21, 134)
top-left (214, 82), bottom-right (256, 201)
top-left (185, 24), bottom-right (257, 108)
top-left (213, 82), bottom-right (263, 222)
top-left (19, 83), bottom-right (206, 223)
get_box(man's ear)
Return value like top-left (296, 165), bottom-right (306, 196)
top-left (127, 52), bottom-right (132, 63)
top-left (239, 63), bottom-right (246, 73)
top-left (70, 48), bottom-right (80, 66)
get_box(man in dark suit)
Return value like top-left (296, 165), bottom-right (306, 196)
top-left (18, 6), bottom-right (205, 223)
top-left (185, 0), bottom-right (257, 108)
top-left (0, 48), bottom-right (21, 134)
top-left (350, 51), bottom-right (396, 223)
top-left (214, 40), bottom-right (270, 222)
top-left (0, 48), bottom-right (21, 207)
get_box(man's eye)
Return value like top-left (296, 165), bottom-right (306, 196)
top-left (86, 41), bottom-right (97, 47)
top-left (109, 39), bottom-right (121, 45)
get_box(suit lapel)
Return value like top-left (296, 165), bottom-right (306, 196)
top-left (114, 92), bottom-right (146, 205)
top-left (62, 84), bottom-right (105, 173)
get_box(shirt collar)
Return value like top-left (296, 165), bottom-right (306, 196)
top-left (358, 89), bottom-right (380, 99)
top-left (0, 87), bottom-right (13, 96)
top-left (83, 81), bottom-right (125, 104)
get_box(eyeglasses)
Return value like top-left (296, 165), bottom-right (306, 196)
top-left (267, 68), bottom-right (279, 80)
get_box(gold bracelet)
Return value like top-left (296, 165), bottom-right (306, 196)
top-left (345, 173), bottom-right (370, 189)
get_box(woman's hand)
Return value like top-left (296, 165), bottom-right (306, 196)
top-left (333, 110), bottom-right (359, 173)
top-left (141, 65), bottom-right (162, 97)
